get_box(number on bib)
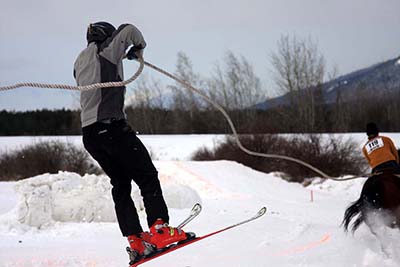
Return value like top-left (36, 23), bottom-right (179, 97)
top-left (365, 138), bottom-right (384, 154)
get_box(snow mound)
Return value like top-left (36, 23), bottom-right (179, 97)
top-left (162, 183), bottom-right (202, 209)
top-left (8, 171), bottom-right (201, 228)
top-left (14, 172), bottom-right (115, 227)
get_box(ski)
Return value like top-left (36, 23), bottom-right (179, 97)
top-left (129, 206), bottom-right (267, 267)
top-left (126, 203), bottom-right (202, 265)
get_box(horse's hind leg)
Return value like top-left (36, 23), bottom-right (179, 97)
top-left (393, 207), bottom-right (400, 229)
top-left (365, 211), bottom-right (393, 258)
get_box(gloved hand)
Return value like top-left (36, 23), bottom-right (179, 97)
top-left (126, 46), bottom-right (143, 60)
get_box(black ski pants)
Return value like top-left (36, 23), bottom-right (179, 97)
top-left (372, 160), bottom-right (400, 174)
top-left (82, 120), bottom-right (169, 236)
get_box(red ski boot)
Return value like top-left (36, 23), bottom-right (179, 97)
top-left (126, 232), bottom-right (155, 264)
top-left (149, 219), bottom-right (188, 249)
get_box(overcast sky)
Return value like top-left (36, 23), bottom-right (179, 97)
top-left (0, 0), bottom-right (399, 111)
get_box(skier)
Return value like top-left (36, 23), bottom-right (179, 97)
top-left (73, 22), bottom-right (187, 263)
top-left (362, 122), bottom-right (400, 174)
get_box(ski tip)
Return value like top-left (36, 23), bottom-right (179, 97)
top-left (192, 203), bottom-right (202, 213)
top-left (258, 207), bottom-right (267, 216)
top-left (194, 203), bottom-right (202, 209)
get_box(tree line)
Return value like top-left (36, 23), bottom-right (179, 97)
top-left (1, 93), bottom-right (399, 136)
top-left (0, 109), bottom-right (81, 135)
top-left (1, 34), bottom-right (399, 135)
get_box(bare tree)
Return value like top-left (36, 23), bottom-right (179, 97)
top-left (125, 74), bottom-right (167, 133)
top-left (127, 74), bottom-right (166, 109)
top-left (271, 35), bottom-right (326, 132)
top-left (166, 52), bottom-right (210, 132)
top-left (386, 91), bottom-right (400, 131)
top-left (332, 86), bottom-right (351, 132)
top-left (208, 51), bottom-right (264, 110)
top-left (169, 52), bottom-right (205, 111)
top-left (206, 51), bottom-right (266, 132)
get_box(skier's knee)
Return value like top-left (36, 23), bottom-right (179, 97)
top-left (112, 183), bottom-right (132, 198)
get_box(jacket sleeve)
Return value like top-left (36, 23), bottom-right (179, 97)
top-left (99, 24), bottom-right (146, 64)
top-left (387, 137), bottom-right (399, 163)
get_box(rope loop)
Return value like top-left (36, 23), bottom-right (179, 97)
top-left (0, 57), bottom-right (144, 91)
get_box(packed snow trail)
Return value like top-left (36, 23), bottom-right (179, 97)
top-left (1, 161), bottom-right (400, 266)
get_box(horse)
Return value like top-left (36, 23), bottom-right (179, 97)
top-left (342, 171), bottom-right (400, 234)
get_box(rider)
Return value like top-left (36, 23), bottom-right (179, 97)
top-left (74, 22), bottom-right (187, 263)
top-left (362, 122), bottom-right (400, 174)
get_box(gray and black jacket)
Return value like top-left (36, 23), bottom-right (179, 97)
top-left (74, 24), bottom-right (146, 128)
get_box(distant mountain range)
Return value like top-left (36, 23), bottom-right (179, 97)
top-left (256, 55), bottom-right (400, 109)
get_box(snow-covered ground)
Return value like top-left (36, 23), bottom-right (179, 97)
top-left (1, 134), bottom-right (400, 267)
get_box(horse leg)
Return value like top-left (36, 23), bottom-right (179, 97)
top-left (364, 211), bottom-right (392, 258)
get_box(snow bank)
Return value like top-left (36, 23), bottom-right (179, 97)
top-left (6, 171), bottom-right (201, 228)
top-left (13, 172), bottom-right (115, 227)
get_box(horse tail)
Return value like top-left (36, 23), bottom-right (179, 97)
top-left (342, 197), bottom-right (364, 233)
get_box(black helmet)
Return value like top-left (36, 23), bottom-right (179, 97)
top-left (87, 22), bottom-right (116, 44)
top-left (366, 122), bottom-right (379, 138)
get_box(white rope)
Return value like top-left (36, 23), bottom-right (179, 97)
top-left (143, 60), bottom-right (365, 182)
top-left (0, 55), bottom-right (364, 181)
top-left (0, 58), bottom-right (144, 91)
